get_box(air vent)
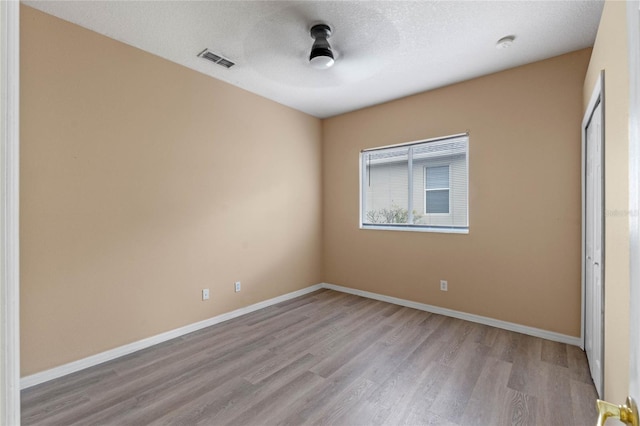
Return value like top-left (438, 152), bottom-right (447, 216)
top-left (197, 48), bottom-right (235, 69)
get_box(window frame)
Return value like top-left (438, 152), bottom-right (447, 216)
top-left (359, 133), bottom-right (469, 234)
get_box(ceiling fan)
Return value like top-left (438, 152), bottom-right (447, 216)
top-left (241, 3), bottom-right (400, 88)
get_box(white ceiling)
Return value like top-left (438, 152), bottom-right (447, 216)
top-left (24, 0), bottom-right (604, 118)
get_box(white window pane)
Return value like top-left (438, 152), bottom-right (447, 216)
top-left (364, 147), bottom-right (409, 224)
top-left (426, 189), bottom-right (450, 214)
top-left (426, 165), bottom-right (449, 189)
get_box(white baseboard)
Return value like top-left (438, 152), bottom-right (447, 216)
top-left (20, 283), bottom-right (324, 389)
top-left (22, 281), bottom-right (582, 389)
top-left (321, 283), bottom-right (582, 347)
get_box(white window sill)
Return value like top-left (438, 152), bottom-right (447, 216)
top-left (360, 224), bottom-right (469, 234)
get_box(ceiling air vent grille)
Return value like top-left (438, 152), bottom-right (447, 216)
top-left (197, 48), bottom-right (235, 69)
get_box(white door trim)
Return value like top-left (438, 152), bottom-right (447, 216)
top-left (582, 70), bottom-right (605, 397)
top-left (0, 0), bottom-right (21, 423)
top-left (627, 0), bottom-right (640, 401)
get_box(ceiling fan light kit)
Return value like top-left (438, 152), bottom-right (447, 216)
top-left (309, 23), bottom-right (335, 70)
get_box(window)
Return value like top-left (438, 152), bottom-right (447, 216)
top-left (425, 165), bottom-right (450, 214)
top-left (360, 133), bottom-right (468, 233)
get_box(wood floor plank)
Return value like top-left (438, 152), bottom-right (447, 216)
top-left (369, 330), bottom-right (453, 424)
top-left (541, 339), bottom-right (569, 368)
top-left (308, 376), bottom-right (377, 426)
top-left (21, 367), bottom-right (116, 423)
top-left (243, 345), bottom-right (313, 385)
top-left (221, 370), bottom-right (325, 426)
top-left (402, 410), bottom-right (460, 426)
top-left (283, 313), bottom-right (441, 424)
top-left (309, 322), bottom-right (393, 378)
top-left (385, 360), bottom-right (453, 426)
top-left (437, 320), bottom-right (475, 366)
top-left (153, 376), bottom-right (254, 426)
top-left (459, 356), bottom-right (513, 426)
top-left (363, 313), bottom-right (440, 385)
top-left (506, 334), bottom-right (544, 396)
top-left (157, 352), bottom-right (319, 425)
top-left (570, 378), bottom-right (599, 424)
top-left (79, 314), bottom-right (292, 401)
top-left (266, 310), bottom-right (347, 355)
top-left (535, 364), bottom-right (573, 425)
top-left (59, 347), bottom-right (275, 425)
top-left (22, 290), bottom-right (599, 426)
top-left (306, 299), bottom-right (386, 357)
top-left (430, 342), bottom-right (491, 423)
top-left (567, 343), bottom-right (596, 384)
top-left (327, 315), bottom-right (445, 425)
top-left (277, 345), bottom-right (391, 424)
top-left (21, 392), bottom-right (90, 425)
top-left (367, 317), bottom-right (448, 404)
top-left (469, 322), bottom-right (500, 347)
top-left (500, 389), bottom-right (538, 426)
top-left (493, 328), bottom-right (522, 362)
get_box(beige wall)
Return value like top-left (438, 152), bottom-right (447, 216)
top-left (20, 6), bottom-right (323, 376)
top-left (323, 49), bottom-right (591, 337)
top-left (583, 0), bottom-right (630, 403)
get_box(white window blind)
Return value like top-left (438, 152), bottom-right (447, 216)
top-left (361, 133), bottom-right (468, 233)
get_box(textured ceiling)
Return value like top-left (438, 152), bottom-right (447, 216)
top-left (24, 1), bottom-right (604, 118)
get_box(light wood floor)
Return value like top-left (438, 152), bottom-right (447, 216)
top-left (22, 289), bottom-right (598, 425)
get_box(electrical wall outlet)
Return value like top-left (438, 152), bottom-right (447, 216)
top-left (440, 280), bottom-right (448, 291)
top-left (234, 281), bottom-right (241, 292)
top-left (202, 288), bottom-right (210, 300)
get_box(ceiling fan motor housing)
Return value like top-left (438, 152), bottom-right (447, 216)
top-left (309, 24), bottom-right (334, 69)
